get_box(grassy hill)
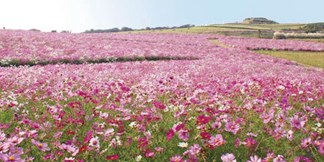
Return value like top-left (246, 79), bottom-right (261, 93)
top-left (130, 23), bottom-right (305, 38)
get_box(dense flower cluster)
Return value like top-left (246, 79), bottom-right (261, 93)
top-left (0, 30), bottom-right (213, 66)
top-left (0, 30), bottom-right (323, 161)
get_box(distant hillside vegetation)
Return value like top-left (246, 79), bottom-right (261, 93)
top-left (302, 23), bottom-right (324, 33)
top-left (243, 17), bottom-right (278, 24)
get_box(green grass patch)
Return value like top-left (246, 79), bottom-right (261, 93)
top-left (256, 50), bottom-right (324, 68)
top-left (0, 109), bottom-right (14, 124)
top-left (290, 38), bottom-right (324, 43)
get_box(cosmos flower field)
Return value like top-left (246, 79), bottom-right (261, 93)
top-left (0, 30), bottom-right (323, 161)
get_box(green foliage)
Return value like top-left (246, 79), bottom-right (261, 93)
top-left (257, 50), bottom-right (324, 68)
top-left (243, 17), bottom-right (278, 24)
top-left (0, 109), bottom-right (13, 124)
top-left (302, 23), bottom-right (324, 33)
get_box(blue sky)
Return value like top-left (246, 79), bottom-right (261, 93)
top-left (0, 0), bottom-right (323, 32)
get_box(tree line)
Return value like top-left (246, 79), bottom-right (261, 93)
top-left (84, 24), bottom-right (195, 33)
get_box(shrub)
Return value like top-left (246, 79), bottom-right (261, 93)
top-left (273, 32), bottom-right (286, 39)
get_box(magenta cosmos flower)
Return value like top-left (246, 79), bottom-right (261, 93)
top-left (196, 115), bottom-right (210, 125)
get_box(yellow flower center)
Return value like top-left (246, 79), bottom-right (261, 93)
top-left (9, 156), bottom-right (15, 161)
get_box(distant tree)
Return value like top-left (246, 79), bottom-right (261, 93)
top-left (110, 28), bottom-right (120, 32)
top-left (29, 29), bottom-right (41, 32)
top-left (179, 24), bottom-right (193, 28)
top-left (121, 27), bottom-right (133, 31)
top-left (61, 30), bottom-right (71, 33)
top-left (51, 30), bottom-right (57, 33)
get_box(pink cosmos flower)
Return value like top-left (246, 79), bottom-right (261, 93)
top-left (273, 127), bottom-right (286, 140)
top-left (0, 153), bottom-right (24, 162)
top-left (293, 156), bottom-right (312, 162)
top-left (0, 131), bottom-right (5, 141)
top-left (9, 147), bottom-right (24, 156)
top-left (53, 132), bottom-right (63, 139)
top-left (211, 121), bottom-right (222, 129)
top-left (234, 138), bottom-right (241, 148)
top-left (207, 134), bottom-right (226, 148)
top-left (247, 155), bottom-right (262, 162)
top-left (273, 155), bottom-right (286, 162)
top-left (317, 141), bottom-right (324, 156)
top-left (225, 121), bottom-right (240, 134)
top-left (88, 136), bottom-right (100, 150)
top-left (244, 137), bottom-right (257, 149)
top-left (301, 137), bottom-right (312, 148)
top-left (31, 139), bottom-right (50, 152)
top-left (286, 130), bottom-right (293, 141)
top-left (290, 115), bottom-right (306, 130)
top-left (104, 128), bottom-right (115, 139)
top-left (155, 147), bottom-right (164, 152)
top-left (263, 152), bottom-right (275, 161)
top-left (145, 150), bottom-right (155, 158)
top-left (0, 142), bottom-right (10, 153)
top-left (59, 143), bottom-right (79, 156)
top-left (183, 144), bottom-right (201, 158)
top-left (221, 153), bottom-right (236, 162)
top-left (275, 113), bottom-right (286, 128)
top-left (178, 129), bottom-right (190, 141)
top-left (260, 110), bottom-right (274, 124)
top-left (8, 136), bottom-right (24, 146)
top-left (170, 155), bottom-right (183, 162)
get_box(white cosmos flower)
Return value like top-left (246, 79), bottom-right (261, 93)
top-left (178, 142), bottom-right (188, 148)
top-left (135, 155), bottom-right (142, 161)
top-left (129, 121), bottom-right (137, 128)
